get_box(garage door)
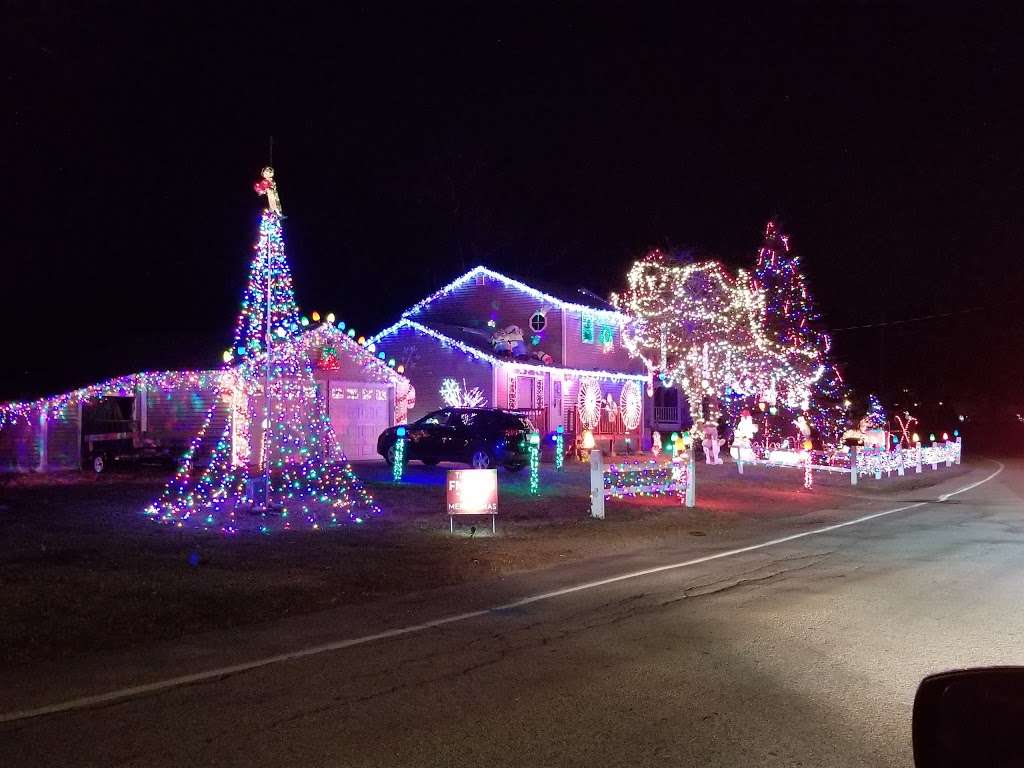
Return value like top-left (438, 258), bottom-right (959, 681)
top-left (327, 381), bottom-right (392, 461)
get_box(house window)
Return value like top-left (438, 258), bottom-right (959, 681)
top-left (581, 314), bottom-right (595, 344)
top-left (529, 311), bottom-right (547, 332)
top-left (598, 325), bottom-right (614, 348)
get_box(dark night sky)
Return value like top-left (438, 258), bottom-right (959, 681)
top-left (6, 3), bottom-right (1024, 407)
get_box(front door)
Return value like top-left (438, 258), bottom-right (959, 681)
top-left (514, 376), bottom-right (536, 409)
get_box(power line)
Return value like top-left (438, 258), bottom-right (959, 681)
top-left (829, 303), bottom-right (1003, 332)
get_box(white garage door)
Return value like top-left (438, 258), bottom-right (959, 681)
top-left (327, 381), bottom-right (392, 461)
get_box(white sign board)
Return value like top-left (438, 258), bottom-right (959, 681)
top-left (446, 469), bottom-right (498, 515)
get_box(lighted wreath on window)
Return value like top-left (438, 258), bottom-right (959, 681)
top-left (581, 314), bottom-right (595, 344)
top-left (529, 311), bottom-right (547, 332)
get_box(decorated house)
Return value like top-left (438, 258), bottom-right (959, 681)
top-left (369, 266), bottom-right (648, 451)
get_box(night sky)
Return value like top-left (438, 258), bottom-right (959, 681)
top-left (7, 4), bottom-right (1024, 410)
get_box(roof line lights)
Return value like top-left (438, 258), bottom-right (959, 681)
top-left (401, 265), bottom-right (629, 323)
top-left (369, 319), bottom-right (648, 383)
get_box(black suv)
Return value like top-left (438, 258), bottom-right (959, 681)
top-left (377, 408), bottom-right (534, 471)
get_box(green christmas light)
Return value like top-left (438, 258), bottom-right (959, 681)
top-left (554, 425), bottom-right (564, 471)
top-left (528, 432), bottom-right (540, 494)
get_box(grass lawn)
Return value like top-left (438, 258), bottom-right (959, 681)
top-left (0, 457), bottom-right (970, 666)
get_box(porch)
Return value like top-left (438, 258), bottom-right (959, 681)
top-left (511, 406), bottom-right (637, 441)
top-left (649, 385), bottom-right (688, 431)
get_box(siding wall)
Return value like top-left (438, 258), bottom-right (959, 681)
top-left (0, 412), bottom-right (43, 471)
top-left (46, 403), bottom-right (81, 469)
top-left (373, 325), bottom-right (494, 422)
top-left (562, 311), bottom-right (643, 374)
top-left (0, 402), bottom-right (81, 472)
top-left (145, 387), bottom-right (221, 451)
top-left (310, 347), bottom-right (383, 382)
top-left (410, 275), bottom-right (565, 366)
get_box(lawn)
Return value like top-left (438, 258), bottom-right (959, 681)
top-left (0, 457), bottom-right (970, 665)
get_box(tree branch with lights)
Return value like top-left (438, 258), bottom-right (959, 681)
top-left (613, 250), bottom-right (824, 428)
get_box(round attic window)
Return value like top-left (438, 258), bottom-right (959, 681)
top-left (529, 312), bottom-right (547, 332)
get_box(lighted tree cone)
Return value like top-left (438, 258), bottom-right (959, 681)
top-left (528, 432), bottom-right (540, 494)
top-left (614, 252), bottom-right (823, 425)
top-left (224, 208), bottom-right (302, 369)
top-left (250, 317), bottom-right (379, 524)
top-left (145, 178), bottom-right (379, 532)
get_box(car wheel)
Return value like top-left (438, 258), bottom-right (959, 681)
top-left (92, 454), bottom-right (106, 474)
top-left (385, 444), bottom-right (397, 466)
top-left (470, 447), bottom-right (492, 469)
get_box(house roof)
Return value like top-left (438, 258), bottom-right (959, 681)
top-left (402, 265), bottom-right (629, 323)
top-left (0, 369), bottom-right (223, 428)
top-left (369, 318), bottom-right (647, 383)
top-left (299, 323), bottom-right (408, 384)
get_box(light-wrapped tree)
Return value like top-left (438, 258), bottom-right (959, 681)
top-left (614, 250), bottom-right (823, 427)
top-left (749, 221), bottom-right (846, 442)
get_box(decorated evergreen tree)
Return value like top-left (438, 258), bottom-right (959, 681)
top-left (864, 393), bottom-right (886, 429)
top-left (146, 169), bottom-right (378, 531)
top-left (749, 221), bottom-right (846, 443)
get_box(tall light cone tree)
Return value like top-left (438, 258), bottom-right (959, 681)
top-left (146, 171), bottom-right (377, 530)
top-left (226, 210), bottom-right (303, 367)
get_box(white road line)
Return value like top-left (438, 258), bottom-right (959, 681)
top-left (0, 461), bottom-right (1005, 725)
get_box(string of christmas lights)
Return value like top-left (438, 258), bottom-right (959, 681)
top-left (0, 370), bottom-right (222, 430)
top-left (613, 251), bottom-right (823, 426)
top-left (602, 460), bottom-right (688, 499)
top-left (731, 221), bottom-right (848, 443)
top-left (145, 177), bottom-right (380, 532)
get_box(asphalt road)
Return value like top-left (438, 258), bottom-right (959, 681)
top-left (2, 458), bottom-right (1021, 767)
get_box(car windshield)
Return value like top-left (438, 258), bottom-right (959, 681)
top-left (416, 410), bottom-right (451, 427)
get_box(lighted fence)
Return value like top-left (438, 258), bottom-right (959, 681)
top-left (735, 438), bottom-right (963, 488)
top-left (589, 449), bottom-right (695, 519)
top-left (855, 439), bottom-right (961, 479)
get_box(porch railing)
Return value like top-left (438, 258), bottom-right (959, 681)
top-left (527, 407), bottom-right (641, 437)
top-left (652, 405), bottom-right (680, 424)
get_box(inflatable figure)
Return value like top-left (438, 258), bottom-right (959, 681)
top-left (491, 325), bottom-right (526, 356)
top-left (794, 414), bottom-right (814, 451)
top-left (730, 409), bottom-right (758, 462)
top-left (859, 416), bottom-right (887, 450)
top-left (701, 420), bottom-right (722, 465)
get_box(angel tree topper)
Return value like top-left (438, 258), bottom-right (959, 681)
top-left (254, 166), bottom-right (283, 215)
